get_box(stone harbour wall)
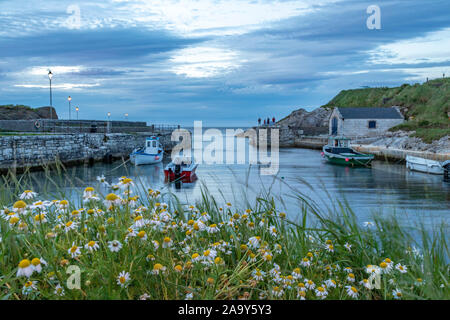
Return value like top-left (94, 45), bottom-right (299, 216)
top-left (0, 132), bottom-right (177, 172)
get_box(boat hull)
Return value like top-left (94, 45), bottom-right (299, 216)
top-left (130, 151), bottom-right (163, 165)
top-left (406, 156), bottom-right (443, 175)
top-left (323, 154), bottom-right (373, 166)
top-left (164, 164), bottom-right (198, 181)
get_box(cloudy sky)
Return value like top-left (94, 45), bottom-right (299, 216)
top-left (0, 0), bottom-right (449, 126)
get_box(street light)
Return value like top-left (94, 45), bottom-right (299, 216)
top-left (124, 113), bottom-right (128, 120)
top-left (75, 107), bottom-right (79, 120)
top-left (68, 96), bottom-right (72, 120)
top-left (48, 70), bottom-right (53, 121)
top-left (107, 112), bottom-right (111, 133)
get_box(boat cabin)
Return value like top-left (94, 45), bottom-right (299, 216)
top-left (144, 136), bottom-right (162, 155)
top-left (325, 137), bottom-right (355, 154)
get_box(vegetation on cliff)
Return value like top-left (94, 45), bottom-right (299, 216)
top-left (322, 78), bottom-right (450, 143)
top-left (0, 105), bottom-right (58, 120)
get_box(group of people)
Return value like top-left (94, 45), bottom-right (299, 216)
top-left (258, 117), bottom-right (276, 126)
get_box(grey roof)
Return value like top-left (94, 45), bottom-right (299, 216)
top-left (337, 107), bottom-right (403, 119)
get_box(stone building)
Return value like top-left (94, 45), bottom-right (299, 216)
top-left (329, 107), bottom-right (404, 137)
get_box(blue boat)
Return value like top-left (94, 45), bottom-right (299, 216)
top-left (130, 136), bottom-right (164, 165)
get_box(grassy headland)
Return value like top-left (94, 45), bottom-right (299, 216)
top-left (322, 78), bottom-right (450, 143)
top-left (0, 165), bottom-right (448, 300)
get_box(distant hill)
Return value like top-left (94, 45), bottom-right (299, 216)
top-left (321, 78), bottom-right (450, 143)
top-left (0, 105), bottom-right (58, 120)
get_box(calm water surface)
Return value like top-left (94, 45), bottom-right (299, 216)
top-left (27, 135), bottom-right (450, 228)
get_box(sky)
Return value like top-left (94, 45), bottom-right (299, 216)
top-left (0, 0), bottom-right (449, 126)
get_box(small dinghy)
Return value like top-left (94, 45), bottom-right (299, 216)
top-left (130, 136), bottom-right (164, 165)
top-left (322, 136), bottom-right (374, 167)
top-left (406, 155), bottom-right (444, 175)
top-left (164, 156), bottom-right (198, 181)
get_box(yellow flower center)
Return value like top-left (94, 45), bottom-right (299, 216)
top-left (19, 259), bottom-right (31, 268)
top-left (380, 262), bottom-right (387, 269)
top-left (9, 217), bottom-right (19, 224)
top-left (153, 263), bottom-right (163, 270)
top-left (174, 265), bottom-right (183, 272)
top-left (105, 193), bottom-right (119, 201)
top-left (13, 201), bottom-right (27, 209)
top-left (137, 231), bottom-right (146, 238)
top-left (88, 241), bottom-right (96, 247)
top-left (85, 187), bottom-right (94, 192)
top-left (31, 258), bottom-right (41, 266)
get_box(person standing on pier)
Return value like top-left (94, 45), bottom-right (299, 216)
top-left (272, 117), bottom-right (275, 124)
top-left (258, 118), bottom-right (261, 126)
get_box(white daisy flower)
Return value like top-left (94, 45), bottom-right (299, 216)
top-left (392, 289), bottom-right (403, 299)
top-left (108, 240), bottom-right (123, 252)
top-left (85, 241), bottom-right (100, 252)
top-left (17, 259), bottom-right (34, 278)
top-left (31, 257), bottom-right (47, 273)
top-left (96, 175), bottom-right (110, 186)
top-left (324, 279), bottom-right (337, 288)
top-left (363, 221), bottom-right (375, 228)
top-left (68, 242), bottom-right (81, 258)
top-left (162, 237), bottom-right (173, 248)
top-left (117, 271), bottom-right (131, 287)
top-left (22, 280), bottom-right (38, 295)
top-left (395, 263), bottom-right (407, 273)
top-left (54, 284), bottom-right (65, 296)
top-left (206, 223), bottom-right (219, 234)
top-left (20, 190), bottom-right (37, 200)
top-left (345, 285), bottom-right (358, 299)
top-left (315, 286), bottom-right (328, 299)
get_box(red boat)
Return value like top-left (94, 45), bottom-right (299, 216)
top-left (164, 156), bottom-right (198, 181)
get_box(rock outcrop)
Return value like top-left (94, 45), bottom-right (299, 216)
top-left (277, 107), bottom-right (332, 129)
top-left (359, 131), bottom-right (450, 155)
top-left (0, 105), bottom-right (58, 120)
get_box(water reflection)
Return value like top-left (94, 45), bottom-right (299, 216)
top-left (23, 140), bottom-right (449, 228)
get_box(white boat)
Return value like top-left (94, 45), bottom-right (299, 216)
top-left (130, 136), bottom-right (164, 165)
top-left (406, 155), bottom-right (444, 175)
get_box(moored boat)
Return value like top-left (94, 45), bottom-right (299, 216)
top-left (322, 136), bottom-right (374, 167)
top-left (164, 156), bottom-right (198, 181)
top-left (130, 136), bottom-right (164, 165)
top-left (406, 155), bottom-right (444, 175)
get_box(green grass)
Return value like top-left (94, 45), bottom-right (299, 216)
top-left (0, 163), bottom-right (448, 300)
top-left (322, 78), bottom-right (450, 142)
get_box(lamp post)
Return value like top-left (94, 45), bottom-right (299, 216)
top-left (124, 113), bottom-right (128, 120)
top-left (107, 112), bottom-right (111, 133)
top-left (75, 107), bottom-right (79, 120)
top-left (48, 70), bottom-right (53, 121)
top-left (68, 96), bottom-right (72, 120)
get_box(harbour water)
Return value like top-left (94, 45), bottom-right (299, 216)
top-left (25, 132), bottom-right (450, 229)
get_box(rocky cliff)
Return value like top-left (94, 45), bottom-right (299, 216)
top-left (0, 105), bottom-right (58, 120)
top-left (277, 107), bottom-right (332, 129)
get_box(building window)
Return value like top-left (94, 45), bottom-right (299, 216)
top-left (368, 120), bottom-right (377, 129)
